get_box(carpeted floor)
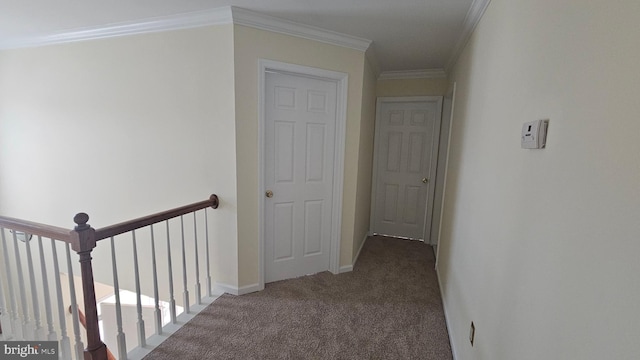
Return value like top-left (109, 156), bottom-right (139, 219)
top-left (144, 236), bottom-right (452, 359)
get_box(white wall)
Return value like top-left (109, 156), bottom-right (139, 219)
top-left (437, 0), bottom-right (640, 359)
top-left (0, 24), bottom-right (239, 296)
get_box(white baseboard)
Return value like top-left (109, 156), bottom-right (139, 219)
top-left (338, 232), bottom-right (370, 274)
top-left (353, 232), bottom-right (369, 265)
top-left (436, 266), bottom-right (458, 360)
top-left (213, 282), bottom-right (261, 296)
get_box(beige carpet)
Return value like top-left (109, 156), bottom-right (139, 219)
top-left (144, 236), bottom-right (453, 359)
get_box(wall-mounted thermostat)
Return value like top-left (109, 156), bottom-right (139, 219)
top-left (521, 119), bottom-right (549, 149)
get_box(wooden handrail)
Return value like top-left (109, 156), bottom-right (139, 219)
top-left (70, 306), bottom-right (116, 360)
top-left (94, 194), bottom-right (219, 241)
top-left (0, 215), bottom-right (71, 242)
top-left (0, 194), bottom-right (220, 244)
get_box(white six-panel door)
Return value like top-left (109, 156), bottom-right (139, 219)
top-left (372, 97), bottom-right (443, 240)
top-left (264, 71), bottom-right (338, 283)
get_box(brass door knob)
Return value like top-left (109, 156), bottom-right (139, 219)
top-left (265, 190), bottom-right (274, 198)
top-left (422, 178), bottom-right (429, 184)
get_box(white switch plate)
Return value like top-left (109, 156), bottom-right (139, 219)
top-left (521, 119), bottom-right (549, 149)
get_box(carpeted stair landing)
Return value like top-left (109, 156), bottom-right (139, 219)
top-left (143, 236), bottom-right (452, 359)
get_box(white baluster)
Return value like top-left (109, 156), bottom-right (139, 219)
top-left (50, 239), bottom-right (71, 360)
top-left (149, 225), bottom-right (162, 335)
top-left (193, 213), bottom-right (201, 305)
top-left (0, 228), bottom-right (18, 339)
top-left (36, 236), bottom-right (57, 341)
top-left (65, 242), bottom-right (84, 360)
top-left (180, 216), bottom-right (189, 314)
top-left (24, 233), bottom-right (45, 340)
top-left (205, 209), bottom-right (212, 297)
top-left (0, 246), bottom-right (9, 340)
top-left (132, 230), bottom-right (146, 347)
top-left (165, 221), bottom-right (177, 324)
top-left (12, 231), bottom-right (34, 339)
top-left (0, 277), bottom-right (7, 340)
top-left (109, 237), bottom-right (127, 360)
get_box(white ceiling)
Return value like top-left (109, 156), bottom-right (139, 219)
top-left (0, 0), bottom-right (477, 72)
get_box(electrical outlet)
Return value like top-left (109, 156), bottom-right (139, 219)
top-left (469, 321), bottom-right (475, 346)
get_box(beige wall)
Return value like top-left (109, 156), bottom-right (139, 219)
top-left (437, 0), bottom-right (640, 359)
top-left (0, 22), bottom-right (374, 293)
top-left (0, 25), bottom-right (239, 293)
top-left (232, 25), bottom-right (367, 286)
top-left (377, 77), bottom-right (448, 97)
top-left (351, 56), bottom-right (377, 260)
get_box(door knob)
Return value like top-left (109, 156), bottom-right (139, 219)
top-left (422, 178), bottom-right (429, 184)
top-left (265, 190), bottom-right (274, 198)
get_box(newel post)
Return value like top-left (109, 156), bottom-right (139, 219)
top-left (70, 213), bottom-right (108, 360)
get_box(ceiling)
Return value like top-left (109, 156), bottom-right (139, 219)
top-left (0, 0), bottom-right (478, 72)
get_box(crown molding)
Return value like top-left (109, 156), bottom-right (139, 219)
top-left (0, 7), bottom-right (233, 49)
top-left (0, 6), bottom-right (372, 52)
top-left (378, 69), bottom-right (447, 80)
top-left (230, 7), bottom-right (371, 52)
top-left (444, 0), bottom-right (492, 73)
top-left (364, 45), bottom-right (382, 78)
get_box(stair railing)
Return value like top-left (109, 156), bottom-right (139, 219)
top-left (0, 194), bottom-right (219, 360)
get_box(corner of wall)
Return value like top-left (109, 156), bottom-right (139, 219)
top-left (350, 55), bottom-right (377, 263)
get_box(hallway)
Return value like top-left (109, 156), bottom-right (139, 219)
top-left (144, 236), bottom-right (452, 359)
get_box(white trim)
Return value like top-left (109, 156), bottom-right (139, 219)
top-left (369, 96), bottom-right (444, 242)
top-left (231, 7), bottom-right (371, 52)
top-left (213, 282), bottom-right (261, 296)
top-left (0, 6), bottom-right (372, 52)
top-left (236, 283), bottom-right (261, 295)
top-left (339, 232), bottom-right (369, 273)
top-left (436, 267), bottom-right (458, 360)
top-left (445, 0), bottom-right (492, 73)
top-left (422, 97), bottom-right (443, 243)
top-left (0, 7), bottom-right (233, 49)
top-left (352, 233), bottom-right (369, 266)
top-left (258, 59), bottom-right (348, 290)
top-left (435, 83), bottom-right (456, 268)
top-left (212, 282), bottom-right (237, 296)
top-left (378, 69), bottom-right (447, 80)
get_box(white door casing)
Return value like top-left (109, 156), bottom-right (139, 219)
top-left (370, 96), bottom-right (443, 241)
top-left (259, 60), bottom-right (348, 287)
top-left (435, 83), bottom-right (456, 266)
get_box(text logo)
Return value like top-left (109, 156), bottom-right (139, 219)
top-left (0, 342), bottom-right (58, 359)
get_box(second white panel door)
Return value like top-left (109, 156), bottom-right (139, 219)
top-left (372, 97), bottom-right (442, 240)
top-left (264, 71), bottom-right (337, 283)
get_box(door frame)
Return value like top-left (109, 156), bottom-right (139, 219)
top-left (435, 83), bottom-right (457, 266)
top-left (258, 59), bottom-right (348, 290)
top-left (369, 96), bottom-right (444, 242)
